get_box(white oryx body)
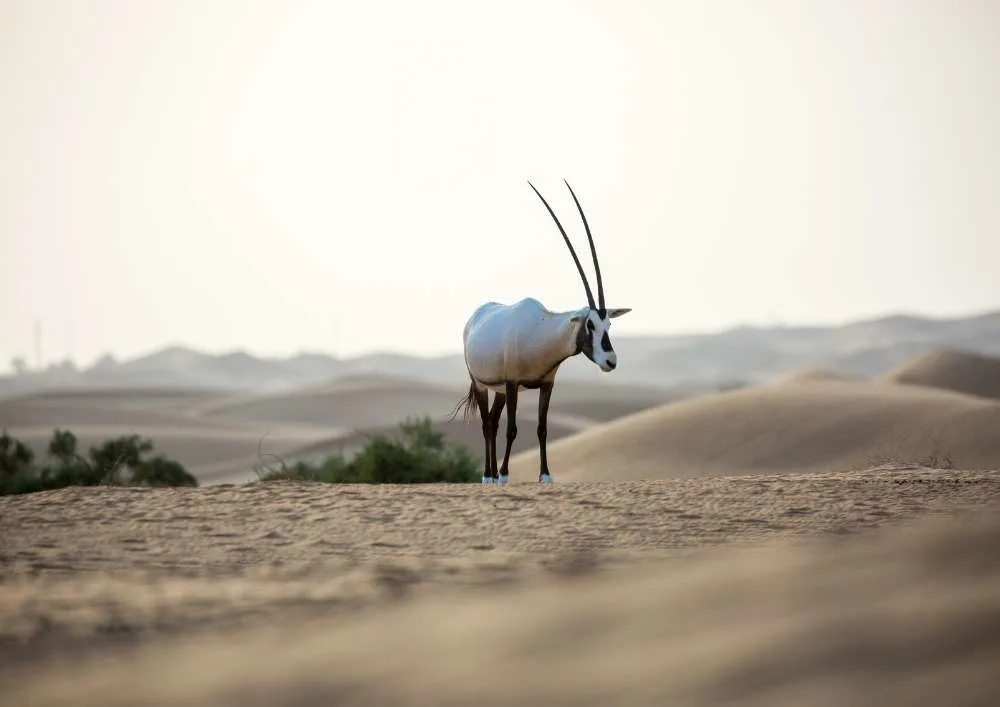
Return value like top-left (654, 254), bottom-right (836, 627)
top-left (452, 180), bottom-right (632, 486)
top-left (463, 298), bottom-right (589, 392)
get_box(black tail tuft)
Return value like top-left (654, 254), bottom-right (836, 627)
top-left (446, 378), bottom-right (479, 424)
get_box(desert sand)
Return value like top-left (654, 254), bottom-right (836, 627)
top-left (1, 470), bottom-right (998, 706)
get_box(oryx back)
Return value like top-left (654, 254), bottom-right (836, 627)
top-left (463, 298), bottom-right (579, 391)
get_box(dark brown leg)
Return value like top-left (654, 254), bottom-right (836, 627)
top-left (488, 392), bottom-right (506, 481)
top-left (498, 381), bottom-right (519, 484)
top-left (474, 386), bottom-right (491, 484)
top-left (537, 381), bottom-right (554, 483)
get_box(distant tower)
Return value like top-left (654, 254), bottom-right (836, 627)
top-left (65, 318), bottom-right (74, 366)
top-left (34, 319), bottom-right (42, 370)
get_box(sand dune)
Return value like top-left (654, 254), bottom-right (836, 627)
top-left (509, 379), bottom-right (1000, 481)
top-left (1, 470), bottom-right (997, 706)
top-left (0, 375), bottom-right (685, 485)
top-left (881, 348), bottom-right (1000, 400)
top-left (2, 386), bottom-right (227, 408)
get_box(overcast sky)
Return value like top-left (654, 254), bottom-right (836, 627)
top-left (2, 0), bottom-right (998, 371)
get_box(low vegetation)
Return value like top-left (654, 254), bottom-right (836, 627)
top-left (1, 416), bottom-right (479, 495)
top-left (0, 428), bottom-right (198, 495)
top-left (255, 416), bottom-right (480, 484)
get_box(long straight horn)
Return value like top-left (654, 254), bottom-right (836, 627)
top-left (527, 180), bottom-right (596, 310)
top-left (563, 180), bottom-right (604, 313)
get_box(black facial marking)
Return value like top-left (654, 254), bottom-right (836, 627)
top-left (601, 331), bottom-right (612, 353)
top-left (578, 318), bottom-right (594, 358)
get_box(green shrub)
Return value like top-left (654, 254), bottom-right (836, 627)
top-left (0, 428), bottom-right (197, 495)
top-left (256, 416), bottom-right (478, 484)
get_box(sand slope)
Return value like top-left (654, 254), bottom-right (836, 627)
top-left (509, 379), bottom-right (1000, 481)
top-left (881, 348), bottom-right (1000, 400)
top-left (1, 471), bottom-right (997, 706)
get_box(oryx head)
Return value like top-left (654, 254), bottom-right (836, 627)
top-left (528, 179), bottom-right (631, 373)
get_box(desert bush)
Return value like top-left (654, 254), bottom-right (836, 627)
top-left (0, 430), bottom-right (34, 477)
top-left (256, 416), bottom-right (479, 484)
top-left (0, 428), bottom-right (198, 495)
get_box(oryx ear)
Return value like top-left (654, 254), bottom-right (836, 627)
top-left (606, 308), bottom-right (632, 319)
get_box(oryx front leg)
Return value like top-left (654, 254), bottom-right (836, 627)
top-left (537, 381), bottom-right (555, 484)
top-left (497, 381), bottom-right (519, 485)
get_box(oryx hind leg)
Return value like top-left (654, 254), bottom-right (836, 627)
top-left (473, 386), bottom-right (493, 485)
top-left (488, 391), bottom-right (506, 483)
top-left (497, 381), bottom-right (519, 485)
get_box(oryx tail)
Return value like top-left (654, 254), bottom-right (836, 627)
top-left (447, 376), bottom-right (479, 424)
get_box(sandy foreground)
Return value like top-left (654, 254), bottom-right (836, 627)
top-left (2, 468), bottom-right (999, 706)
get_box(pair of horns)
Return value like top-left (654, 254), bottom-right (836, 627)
top-left (527, 180), bottom-right (606, 313)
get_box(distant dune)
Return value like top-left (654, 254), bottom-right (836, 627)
top-left (509, 379), bottom-right (1000, 481)
top-left (192, 374), bottom-right (682, 428)
top-left (5, 310), bottom-right (999, 399)
top-left (881, 348), bottom-right (1000, 400)
top-left (0, 388), bottom-right (235, 430)
top-left (775, 366), bottom-right (867, 384)
top-left (192, 374), bottom-right (469, 428)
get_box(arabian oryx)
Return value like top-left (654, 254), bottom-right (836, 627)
top-left (451, 180), bottom-right (631, 485)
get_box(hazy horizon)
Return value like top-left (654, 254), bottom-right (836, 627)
top-left (3, 0), bottom-right (999, 373)
top-left (5, 303), bottom-right (999, 374)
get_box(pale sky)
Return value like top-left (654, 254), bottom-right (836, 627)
top-left (2, 0), bottom-right (998, 372)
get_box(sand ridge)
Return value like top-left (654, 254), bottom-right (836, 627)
top-left (509, 379), bottom-right (1000, 481)
top-left (881, 348), bottom-right (1000, 400)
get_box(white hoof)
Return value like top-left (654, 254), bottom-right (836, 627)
top-left (498, 475), bottom-right (510, 486)
top-left (540, 473), bottom-right (554, 484)
top-left (482, 476), bottom-right (495, 486)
